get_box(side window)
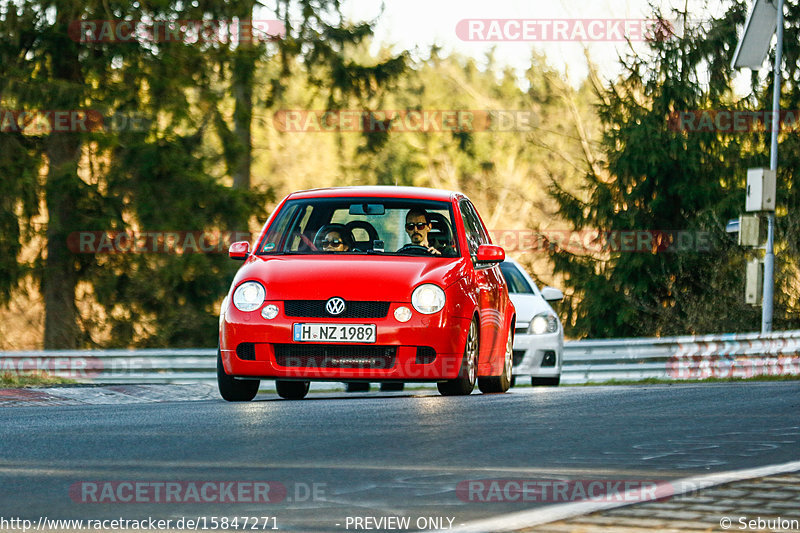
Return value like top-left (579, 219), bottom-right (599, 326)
top-left (464, 201), bottom-right (490, 244)
top-left (260, 203), bottom-right (304, 253)
top-left (459, 200), bottom-right (486, 257)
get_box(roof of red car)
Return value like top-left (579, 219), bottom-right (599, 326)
top-left (286, 186), bottom-right (462, 202)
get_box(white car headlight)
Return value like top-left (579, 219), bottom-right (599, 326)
top-left (411, 284), bottom-right (446, 314)
top-left (232, 281), bottom-right (266, 312)
top-left (529, 313), bottom-right (558, 335)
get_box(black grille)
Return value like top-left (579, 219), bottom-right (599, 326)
top-left (416, 347), bottom-right (436, 364)
top-left (284, 300), bottom-right (390, 318)
top-left (274, 344), bottom-right (396, 369)
top-left (236, 343), bottom-right (256, 361)
top-left (541, 350), bottom-right (556, 367)
top-left (512, 350), bottom-right (526, 367)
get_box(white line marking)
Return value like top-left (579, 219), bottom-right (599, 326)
top-left (430, 459), bottom-right (800, 533)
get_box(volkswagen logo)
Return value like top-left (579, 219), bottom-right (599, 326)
top-left (325, 297), bottom-right (346, 316)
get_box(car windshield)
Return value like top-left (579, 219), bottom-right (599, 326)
top-left (499, 262), bottom-right (536, 294)
top-left (257, 197), bottom-right (460, 257)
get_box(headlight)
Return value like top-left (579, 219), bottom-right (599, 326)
top-left (411, 284), bottom-right (446, 314)
top-left (232, 281), bottom-right (265, 312)
top-left (529, 313), bottom-right (558, 335)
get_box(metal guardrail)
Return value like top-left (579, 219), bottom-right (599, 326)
top-left (1, 330), bottom-right (799, 385)
top-left (561, 329), bottom-right (800, 384)
top-left (0, 348), bottom-right (217, 384)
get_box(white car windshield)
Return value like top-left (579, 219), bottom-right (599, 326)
top-left (499, 262), bottom-right (536, 294)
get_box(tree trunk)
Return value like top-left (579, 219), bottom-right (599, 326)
top-left (42, 3), bottom-right (83, 349)
top-left (43, 135), bottom-right (81, 348)
top-left (232, 3), bottom-right (256, 190)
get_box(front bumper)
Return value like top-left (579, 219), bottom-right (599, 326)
top-left (511, 326), bottom-right (563, 378)
top-left (220, 301), bottom-right (470, 381)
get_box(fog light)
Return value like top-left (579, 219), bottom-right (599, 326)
top-left (261, 304), bottom-right (279, 320)
top-left (394, 306), bottom-right (412, 322)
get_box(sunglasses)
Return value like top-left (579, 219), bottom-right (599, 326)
top-left (322, 239), bottom-right (344, 247)
top-left (405, 222), bottom-right (429, 231)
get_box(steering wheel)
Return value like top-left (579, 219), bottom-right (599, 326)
top-left (397, 244), bottom-right (434, 255)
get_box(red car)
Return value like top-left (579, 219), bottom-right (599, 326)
top-left (217, 186), bottom-right (515, 400)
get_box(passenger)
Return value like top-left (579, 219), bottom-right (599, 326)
top-left (315, 224), bottom-right (353, 252)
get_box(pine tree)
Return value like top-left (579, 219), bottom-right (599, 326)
top-left (549, 2), bottom-right (799, 337)
top-left (0, 0), bottom-right (407, 348)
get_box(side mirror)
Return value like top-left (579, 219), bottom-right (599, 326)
top-left (228, 241), bottom-right (250, 260)
top-left (541, 286), bottom-right (564, 302)
top-left (476, 244), bottom-right (505, 264)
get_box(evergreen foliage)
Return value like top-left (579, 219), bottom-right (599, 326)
top-left (1, 0), bottom-right (798, 347)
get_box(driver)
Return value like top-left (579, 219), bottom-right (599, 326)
top-left (402, 208), bottom-right (441, 255)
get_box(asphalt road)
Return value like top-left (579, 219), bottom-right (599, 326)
top-left (1, 382), bottom-right (798, 532)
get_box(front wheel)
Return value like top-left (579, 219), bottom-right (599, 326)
top-left (217, 349), bottom-right (259, 402)
top-left (438, 319), bottom-right (478, 396)
top-left (478, 324), bottom-right (513, 394)
top-left (276, 380), bottom-right (310, 400)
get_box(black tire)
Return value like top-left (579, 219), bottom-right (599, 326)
top-left (217, 349), bottom-right (259, 402)
top-left (510, 376), bottom-right (516, 388)
top-left (478, 325), bottom-right (513, 394)
top-left (276, 380), bottom-right (310, 400)
top-left (438, 319), bottom-right (478, 396)
top-left (532, 376), bottom-right (561, 386)
top-left (379, 382), bottom-right (405, 391)
top-left (345, 382), bottom-right (371, 393)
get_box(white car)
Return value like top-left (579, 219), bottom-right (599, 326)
top-left (499, 259), bottom-right (564, 386)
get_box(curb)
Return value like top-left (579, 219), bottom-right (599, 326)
top-left (432, 460), bottom-right (800, 533)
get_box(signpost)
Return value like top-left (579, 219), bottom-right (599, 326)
top-left (732, 0), bottom-right (784, 333)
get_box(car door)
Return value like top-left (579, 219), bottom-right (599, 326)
top-left (459, 199), bottom-right (504, 364)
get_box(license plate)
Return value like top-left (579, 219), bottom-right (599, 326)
top-left (293, 323), bottom-right (376, 343)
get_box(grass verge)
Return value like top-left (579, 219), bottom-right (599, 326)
top-left (1, 371), bottom-right (76, 388)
